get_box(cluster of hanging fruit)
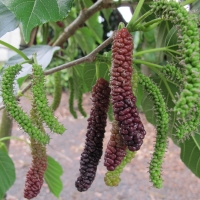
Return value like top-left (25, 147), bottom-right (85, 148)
top-left (75, 28), bottom-right (147, 192)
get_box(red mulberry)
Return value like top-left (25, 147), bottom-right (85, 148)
top-left (24, 138), bottom-right (47, 199)
top-left (75, 78), bottom-right (111, 192)
top-left (111, 28), bottom-right (146, 151)
top-left (104, 121), bottom-right (127, 171)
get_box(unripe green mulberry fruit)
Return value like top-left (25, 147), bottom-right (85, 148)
top-left (1, 65), bottom-right (50, 144)
top-left (32, 63), bottom-right (66, 134)
top-left (104, 149), bottom-right (136, 186)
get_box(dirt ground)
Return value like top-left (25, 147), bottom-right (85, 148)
top-left (4, 92), bottom-right (200, 200)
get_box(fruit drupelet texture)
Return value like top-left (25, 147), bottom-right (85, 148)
top-left (75, 78), bottom-right (111, 192)
top-left (104, 120), bottom-right (127, 171)
top-left (24, 138), bottom-right (47, 199)
top-left (111, 28), bottom-right (146, 151)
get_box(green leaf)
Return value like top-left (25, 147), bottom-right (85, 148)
top-left (191, 0), bottom-right (200, 14)
top-left (0, 149), bottom-right (16, 199)
top-left (74, 27), bottom-right (96, 54)
top-left (86, 13), bottom-right (103, 44)
top-left (2, 0), bottom-right (74, 42)
top-left (165, 26), bottom-right (178, 47)
top-left (101, 8), bottom-right (112, 26)
top-left (180, 134), bottom-right (200, 178)
top-left (17, 75), bottom-right (29, 88)
top-left (140, 3), bottom-right (155, 22)
top-left (83, 62), bottom-right (110, 92)
top-left (44, 155), bottom-right (63, 198)
top-left (4, 45), bottom-right (60, 81)
top-left (155, 21), bottom-right (174, 63)
top-left (0, 1), bottom-right (19, 37)
top-left (0, 142), bottom-right (7, 153)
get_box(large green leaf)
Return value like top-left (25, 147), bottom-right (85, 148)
top-left (2, 0), bottom-right (74, 42)
top-left (82, 0), bottom-right (103, 44)
top-left (44, 156), bottom-right (63, 198)
top-left (155, 21), bottom-right (168, 63)
top-left (180, 133), bottom-right (200, 178)
top-left (0, 1), bottom-right (19, 37)
top-left (4, 45), bottom-right (60, 80)
top-left (83, 62), bottom-right (110, 92)
top-left (0, 147), bottom-right (16, 199)
top-left (86, 13), bottom-right (103, 44)
top-left (165, 26), bottom-right (178, 47)
top-left (74, 27), bottom-right (96, 54)
top-left (191, 0), bottom-right (200, 14)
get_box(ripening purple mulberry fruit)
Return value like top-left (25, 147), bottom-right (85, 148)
top-left (104, 121), bottom-right (127, 171)
top-left (111, 28), bottom-right (146, 151)
top-left (24, 138), bottom-right (47, 199)
top-left (75, 78), bottom-right (111, 192)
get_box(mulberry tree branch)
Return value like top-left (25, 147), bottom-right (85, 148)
top-left (53, 0), bottom-right (141, 46)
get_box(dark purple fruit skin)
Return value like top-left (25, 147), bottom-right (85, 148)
top-left (104, 121), bottom-right (127, 171)
top-left (75, 78), bottom-right (111, 192)
top-left (111, 28), bottom-right (146, 151)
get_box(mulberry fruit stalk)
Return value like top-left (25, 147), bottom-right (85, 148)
top-left (111, 27), bottom-right (146, 151)
top-left (75, 78), bottom-right (111, 192)
top-left (104, 121), bottom-right (127, 171)
top-left (51, 71), bottom-right (62, 111)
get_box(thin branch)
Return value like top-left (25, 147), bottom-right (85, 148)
top-left (47, 36), bottom-right (113, 75)
top-left (0, 35), bottom-right (113, 111)
top-left (53, 0), bottom-right (140, 46)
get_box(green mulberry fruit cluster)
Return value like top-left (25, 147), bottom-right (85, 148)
top-left (176, 104), bottom-right (200, 140)
top-left (78, 84), bottom-right (87, 118)
top-left (139, 73), bottom-right (169, 189)
top-left (161, 64), bottom-right (183, 84)
top-left (51, 71), bottom-right (62, 111)
top-left (151, 0), bottom-right (200, 117)
top-left (32, 63), bottom-right (66, 134)
top-left (104, 149), bottom-right (136, 187)
top-left (1, 65), bottom-right (50, 144)
top-left (68, 77), bottom-right (78, 119)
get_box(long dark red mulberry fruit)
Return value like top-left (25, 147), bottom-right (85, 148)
top-left (111, 28), bottom-right (146, 151)
top-left (75, 78), bottom-right (111, 192)
top-left (104, 120), bottom-right (127, 171)
top-left (24, 138), bottom-right (47, 199)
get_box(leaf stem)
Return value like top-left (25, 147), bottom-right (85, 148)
top-left (0, 136), bottom-right (29, 145)
top-left (126, 0), bottom-right (145, 30)
top-left (127, 10), bottom-right (153, 31)
top-left (181, 0), bottom-right (196, 6)
top-left (134, 59), bottom-right (163, 69)
top-left (135, 18), bottom-right (163, 30)
top-left (134, 47), bottom-right (181, 57)
top-left (0, 40), bottom-right (30, 61)
top-left (134, 59), bottom-right (175, 100)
